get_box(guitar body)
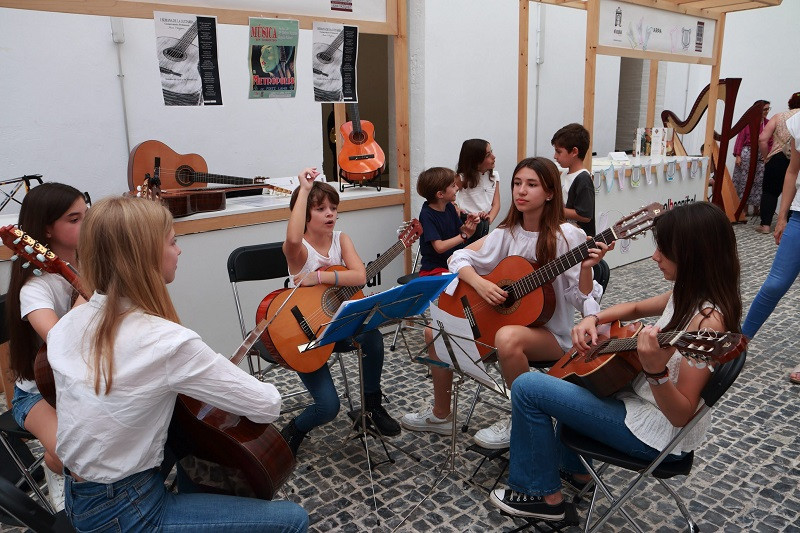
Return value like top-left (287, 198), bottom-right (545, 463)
top-left (548, 321), bottom-right (644, 397)
top-left (160, 189), bottom-right (226, 218)
top-left (338, 120), bottom-right (386, 182)
top-left (128, 140), bottom-right (209, 191)
top-left (312, 42), bottom-right (343, 95)
top-left (157, 36), bottom-right (201, 104)
top-left (256, 266), bottom-right (364, 373)
top-left (34, 345), bottom-right (56, 408)
top-left (438, 256), bottom-right (556, 357)
top-left (168, 395), bottom-right (294, 500)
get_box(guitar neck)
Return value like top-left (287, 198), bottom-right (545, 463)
top-left (337, 239), bottom-right (406, 301)
top-left (597, 331), bottom-right (681, 355)
top-left (346, 103), bottom-right (363, 135)
top-left (513, 227), bottom-right (617, 297)
top-left (189, 172), bottom-right (261, 186)
top-left (175, 22), bottom-right (199, 53)
top-left (60, 262), bottom-right (90, 301)
top-left (325, 31), bottom-right (345, 55)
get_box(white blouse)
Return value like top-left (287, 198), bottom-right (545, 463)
top-left (447, 223), bottom-right (599, 351)
top-left (48, 293), bottom-right (282, 483)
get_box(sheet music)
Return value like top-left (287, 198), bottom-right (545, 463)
top-left (429, 303), bottom-right (499, 391)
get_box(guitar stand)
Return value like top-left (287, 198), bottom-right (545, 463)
top-left (338, 168), bottom-right (382, 192)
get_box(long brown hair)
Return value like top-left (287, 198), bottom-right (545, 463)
top-left (456, 138), bottom-right (491, 189)
top-left (497, 157), bottom-right (565, 265)
top-left (79, 197), bottom-right (180, 394)
top-left (7, 183), bottom-right (83, 381)
top-left (654, 202), bottom-right (741, 332)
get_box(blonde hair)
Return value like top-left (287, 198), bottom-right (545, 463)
top-left (79, 196), bottom-right (180, 394)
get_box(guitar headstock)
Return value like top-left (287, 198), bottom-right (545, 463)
top-left (612, 202), bottom-right (664, 241)
top-left (254, 176), bottom-right (269, 184)
top-left (134, 175), bottom-right (162, 201)
top-left (397, 219), bottom-right (423, 248)
top-left (0, 225), bottom-right (68, 277)
top-left (670, 330), bottom-right (748, 368)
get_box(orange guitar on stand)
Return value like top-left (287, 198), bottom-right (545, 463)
top-left (337, 103), bottom-right (385, 192)
top-left (438, 204), bottom-right (663, 357)
top-left (255, 220), bottom-right (422, 373)
top-left (548, 322), bottom-right (747, 397)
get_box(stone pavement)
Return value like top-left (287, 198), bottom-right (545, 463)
top-left (3, 219), bottom-right (800, 532)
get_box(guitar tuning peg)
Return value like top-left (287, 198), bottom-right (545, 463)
top-left (32, 268), bottom-right (42, 276)
top-left (36, 253), bottom-right (46, 263)
top-left (10, 254), bottom-right (18, 262)
top-left (13, 237), bottom-right (21, 245)
top-left (686, 358), bottom-right (695, 367)
top-left (24, 244), bottom-right (34, 254)
top-left (708, 364), bottom-right (715, 373)
top-left (695, 361), bottom-right (707, 369)
top-left (22, 261), bottom-right (30, 269)
top-left (137, 185), bottom-right (143, 191)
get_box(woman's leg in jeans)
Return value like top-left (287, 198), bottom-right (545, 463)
top-left (161, 492), bottom-right (308, 532)
top-left (295, 364), bottom-right (340, 433)
top-left (508, 373), bottom-right (664, 497)
top-left (743, 212), bottom-right (800, 338)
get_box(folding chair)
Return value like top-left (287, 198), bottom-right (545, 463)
top-left (227, 242), bottom-right (353, 412)
top-left (389, 246), bottom-right (421, 351)
top-left (560, 352), bottom-right (747, 533)
top-left (0, 476), bottom-right (74, 532)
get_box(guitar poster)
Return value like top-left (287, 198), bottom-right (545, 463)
top-left (312, 22), bottom-right (359, 103)
top-left (154, 12), bottom-right (223, 106)
top-left (249, 18), bottom-right (298, 99)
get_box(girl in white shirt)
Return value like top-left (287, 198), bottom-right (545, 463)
top-left (489, 201), bottom-right (742, 522)
top-left (47, 197), bottom-right (307, 532)
top-left (402, 157), bottom-right (608, 449)
top-left (7, 182), bottom-right (88, 507)
top-left (456, 139), bottom-right (501, 242)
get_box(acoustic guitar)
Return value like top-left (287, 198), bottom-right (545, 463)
top-left (0, 226), bottom-right (88, 407)
top-left (0, 225), bottom-right (295, 500)
top-left (548, 321), bottom-right (747, 397)
top-left (312, 30), bottom-right (344, 100)
top-left (128, 140), bottom-right (269, 191)
top-left (256, 220), bottom-right (422, 373)
top-left (438, 203), bottom-right (664, 357)
top-left (338, 103), bottom-right (386, 184)
top-left (157, 21), bottom-right (202, 105)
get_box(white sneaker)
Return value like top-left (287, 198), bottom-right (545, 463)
top-left (474, 417), bottom-right (511, 449)
top-left (400, 404), bottom-right (453, 435)
top-left (44, 467), bottom-right (65, 512)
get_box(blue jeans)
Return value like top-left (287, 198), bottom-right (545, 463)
top-left (64, 468), bottom-right (308, 532)
top-left (294, 329), bottom-right (384, 433)
top-left (743, 211), bottom-right (800, 338)
top-left (11, 385), bottom-right (43, 429)
top-left (508, 373), bottom-right (680, 496)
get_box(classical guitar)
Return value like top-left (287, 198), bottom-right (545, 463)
top-left (128, 140), bottom-right (269, 191)
top-left (548, 321), bottom-right (747, 397)
top-left (312, 30), bottom-right (344, 100)
top-left (338, 103), bottom-right (386, 183)
top-left (157, 21), bottom-right (202, 105)
top-left (256, 220), bottom-right (422, 373)
top-left (0, 226), bottom-right (89, 407)
top-left (438, 203), bottom-right (664, 356)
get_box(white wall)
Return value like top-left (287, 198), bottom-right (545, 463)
top-left (0, 8), bottom-right (323, 213)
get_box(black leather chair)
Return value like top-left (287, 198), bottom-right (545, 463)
top-left (0, 476), bottom-right (73, 532)
top-left (227, 242), bottom-right (353, 412)
top-left (560, 352), bottom-right (747, 533)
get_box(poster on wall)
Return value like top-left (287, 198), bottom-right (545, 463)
top-left (331, 0), bottom-right (353, 12)
top-left (598, 1), bottom-right (716, 59)
top-left (249, 18), bottom-right (298, 99)
top-left (154, 12), bottom-right (222, 106)
top-left (312, 22), bottom-right (358, 103)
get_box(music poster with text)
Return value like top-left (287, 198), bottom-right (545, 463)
top-left (249, 18), bottom-right (299, 99)
top-left (312, 22), bottom-right (359, 103)
top-left (154, 12), bottom-right (222, 106)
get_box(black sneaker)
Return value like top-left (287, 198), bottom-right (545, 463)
top-left (489, 489), bottom-right (566, 520)
top-left (365, 404), bottom-right (402, 437)
top-left (560, 470), bottom-right (595, 493)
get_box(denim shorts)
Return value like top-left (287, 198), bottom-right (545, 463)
top-left (11, 385), bottom-right (44, 429)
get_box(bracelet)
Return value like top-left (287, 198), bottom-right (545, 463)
top-left (642, 367), bottom-right (669, 379)
top-left (585, 314), bottom-right (600, 326)
top-left (316, 270), bottom-right (322, 284)
top-left (334, 270), bottom-right (339, 286)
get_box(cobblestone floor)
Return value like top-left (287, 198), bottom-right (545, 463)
top-left (3, 219), bottom-right (800, 532)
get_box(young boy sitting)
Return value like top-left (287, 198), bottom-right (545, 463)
top-left (416, 167), bottom-right (480, 276)
top-left (552, 123), bottom-right (596, 236)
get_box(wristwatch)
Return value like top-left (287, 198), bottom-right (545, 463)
top-left (460, 232), bottom-right (469, 241)
top-left (643, 367), bottom-right (670, 386)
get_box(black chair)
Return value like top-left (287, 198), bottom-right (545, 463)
top-left (0, 476), bottom-right (73, 532)
top-left (592, 259), bottom-right (610, 302)
top-left (227, 242), bottom-right (353, 412)
top-left (560, 352), bottom-right (747, 533)
top-left (0, 293), bottom-right (54, 514)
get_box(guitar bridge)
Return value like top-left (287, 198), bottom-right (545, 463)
top-left (460, 296), bottom-right (481, 340)
top-left (348, 154), bottom-right (375, 161)
top-left (290, 306), bottom-right (317, 342)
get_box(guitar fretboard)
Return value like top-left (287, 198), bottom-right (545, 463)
top-left (596, 331), bottom-right (682, 355)
top-left (510, 227), bottom-right (617, 298)
top-left (335, 239), bottom-right (407, 302)
top-left (188, 172), bottom-right (261, 186)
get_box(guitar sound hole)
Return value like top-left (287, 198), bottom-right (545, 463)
top-left (498, 286), bottom-right (516, 310)
top-left (317, 52), bottom-right (332, 63)
top-left (164, 48), bottom-right (186, 62)
top-left (175, 166), bottom-right (195, 187)
top-left (350, 132), bottom-right (367, 145)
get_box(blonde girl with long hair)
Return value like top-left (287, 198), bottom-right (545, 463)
top-left (47, 197), bottom-right (307, 532)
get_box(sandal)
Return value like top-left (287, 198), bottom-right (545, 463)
top-left (790, 364), bottom-right (800, 385)
top-left (560, 470), bottom-right (595, 493)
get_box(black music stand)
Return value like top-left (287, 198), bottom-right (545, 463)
top-left (307, 274), bottom-right (455, 520)
top-left (0, 175), bottom-right (42, 212)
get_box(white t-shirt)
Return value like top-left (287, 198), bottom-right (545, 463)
top-left (288, 231), bottom-right (343, 287)
top-left (786, 112), bottom-right (800, 213)
top-left (447, 223), bottom-right (600, 351)
top-left (457, 170), bottom-right (499, 215)
top-left (17, 272), bottom-right (74, 393)
top-left (48, 292), bottom-right (282, 483)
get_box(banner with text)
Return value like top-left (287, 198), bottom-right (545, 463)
top-left (249, 18), bottom-right (298, 99)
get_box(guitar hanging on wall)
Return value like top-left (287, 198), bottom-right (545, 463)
top-left (337, 103), bottom-right (385, 191)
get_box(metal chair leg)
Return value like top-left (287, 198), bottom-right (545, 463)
top-left (657, 477), bottom-right (699, 533)
top-left (389, 322), bottom-right (402, 351)
top-left (0, 434), bottom-right (55, 514)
